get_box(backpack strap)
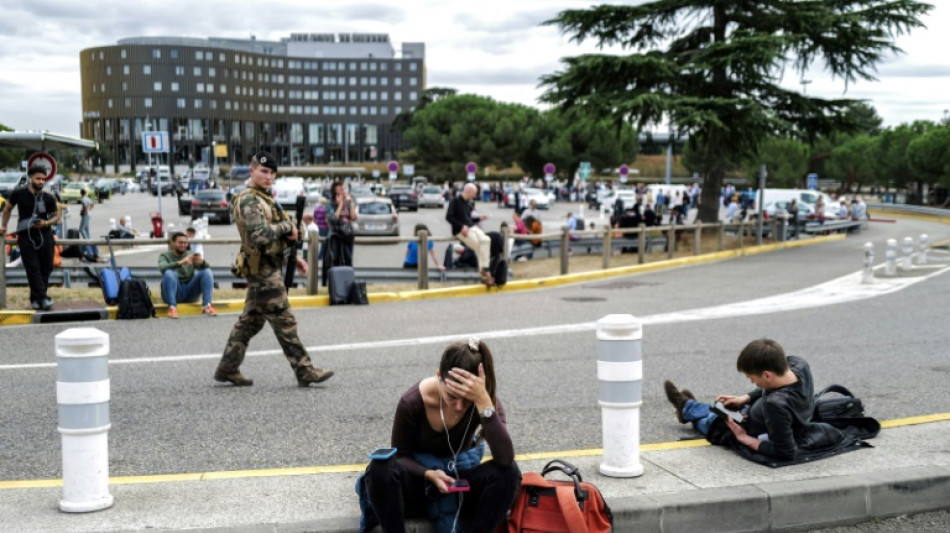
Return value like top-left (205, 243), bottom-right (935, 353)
top-left (816, 384), bottom-right (854, 399)
top-left (555, 484), bottom-right (591, 533)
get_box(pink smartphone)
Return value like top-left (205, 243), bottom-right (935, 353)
top-left (447, 479), bottom-right (470, 493)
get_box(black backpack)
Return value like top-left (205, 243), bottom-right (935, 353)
top-left (117, 278), bottom-right (156, 319)
top-left (813, 384), bottom-right (866, 421)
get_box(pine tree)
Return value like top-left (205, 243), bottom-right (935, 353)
top-left (541, 0), bottom-right (933, 222)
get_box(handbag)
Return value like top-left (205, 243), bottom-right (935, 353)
top-left (337, 221), bottom-right (355, 242)
top-left (504, 459), bottom-right (612, 533)
top-left (813, 384), bottom-right (866, 421)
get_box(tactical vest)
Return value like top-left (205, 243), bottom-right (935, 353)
top-left (232, 186), bottom-right (289, 276)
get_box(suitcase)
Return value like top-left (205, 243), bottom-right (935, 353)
top-left (328, 266), bottom-right (355, 306)
top-left (100, 236), bottom-right (131, 305)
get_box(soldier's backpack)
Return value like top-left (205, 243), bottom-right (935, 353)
top-left (116, 278), bottom-right (156, 319)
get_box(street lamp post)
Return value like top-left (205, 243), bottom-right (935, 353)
top-left (800, 79), bottom-right (812, 95)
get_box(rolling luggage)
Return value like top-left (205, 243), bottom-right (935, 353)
top-left (328, 266), bottom-right (355, 306)
top-left (99, 236), bottom-right (132, 305)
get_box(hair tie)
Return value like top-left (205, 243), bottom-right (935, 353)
top-left (468, 337), bottom-right (480, 351)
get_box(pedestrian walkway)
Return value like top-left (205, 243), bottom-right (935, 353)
top-left (1, 416), bottom-right (947, 532)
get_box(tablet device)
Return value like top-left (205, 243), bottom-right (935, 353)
top-left (368, 447), bottom-right (397, 460)
top-left (713, 401), bottom-right (744, 425)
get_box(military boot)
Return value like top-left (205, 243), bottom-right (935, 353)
top-left (296, 366), bottom-right (335, 387)
top-left (214, 365), bottom-right (254, 386)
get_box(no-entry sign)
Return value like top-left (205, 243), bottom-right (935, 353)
top-left (27, 152), bottom-right (57, 181)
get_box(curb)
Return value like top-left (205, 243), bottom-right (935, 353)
top-left (0, 233), bottom-right (846, 327)
top-left (132, 466), bottom-right (950, 533)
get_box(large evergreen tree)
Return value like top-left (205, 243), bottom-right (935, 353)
top-left (541, 0), bottom-right (932, 221)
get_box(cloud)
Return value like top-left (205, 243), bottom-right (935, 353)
top-left (877, 63), bottom-right (950, 78)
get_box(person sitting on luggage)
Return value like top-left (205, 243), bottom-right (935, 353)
top-left (662, 338), bottom-right (815, 461)
top-left (113, 216), bottom-right (141, 239)
top-left (359, 338), bottom-right (520, 533)
top-left (157, 231), bottom-right (216, 319)
top-left (403, 224), bottom-right (445, 271)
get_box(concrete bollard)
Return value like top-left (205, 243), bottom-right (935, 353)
top-left (55, 328), bottom-right (114, 513)
top-left (596, 314), bottom-right (644, 478)
top-left (901, 237), bottom-right (914, 271)
top-left (862, 242), bottom-right (874, 284)
top-left (885, 239), bottom-right (897, 277)
top-left (918, 234), bottom-right (928, 265)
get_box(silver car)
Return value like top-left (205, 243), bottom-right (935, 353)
top-left (352, 197), bottom-right (399, 236)
top-left (419, 186), bottom-right (445, 208)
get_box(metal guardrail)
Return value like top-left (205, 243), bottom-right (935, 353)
top-left (867, 203), bottom-right (950, 217)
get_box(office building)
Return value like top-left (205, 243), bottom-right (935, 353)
top-left (80, 33), bottom-right (426, 172)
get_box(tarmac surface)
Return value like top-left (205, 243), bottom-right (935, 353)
top-left (1, 211), bottom-right (949, 532)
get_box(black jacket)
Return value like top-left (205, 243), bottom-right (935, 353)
top-left (445, 196), bottom-right (474, 235)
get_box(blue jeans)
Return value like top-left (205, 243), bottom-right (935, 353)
top-left (161, 269), bottom-right (213, 307)
top-left (682, 399), bottom-right (719, 435)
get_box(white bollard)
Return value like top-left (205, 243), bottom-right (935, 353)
top-left (55, 328), bottom-right (114, 513)
top-left (885, 239), bottom-right (897, 277)
top-left (901, 237), bottom-right (914, 271)
top-left (596, 314), bottom-right (644, 477)
top-left (862, 242), bottom-right (874, 284)
top-left (918, 234), bottom-right (929, 265)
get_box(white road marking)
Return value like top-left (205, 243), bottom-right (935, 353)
top-left (2, 264), bottom-right (948, 371)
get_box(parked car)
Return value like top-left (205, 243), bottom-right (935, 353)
top-left (0, 171), bottom-right (25, 199)
top-left (350, 185), bottom-right (378, 199)
top-left (419, 186), bottom-right (445, 208)
top-left (186, 167), bottom-right (212, 193)
top-left (522, 188), bottom-right (551, 210)
top-left (60, 182), bottom-right (97, 203)
top-left (93, 177), bottom-right (121, 199)
top-left (304, 183), bottom-right (323, 204)
top-left (388, 185), bottom-right (419, 211)
top-left (149, 166), bottom-right (175, 196)
top-left (190, 189), bottom-right (233, 224)
top-left (272, 176), bottom-right (306, 209)
top-left (352, 197), bottom-right (399, 236)
top-left (228, 166), bottom-right (250, 184)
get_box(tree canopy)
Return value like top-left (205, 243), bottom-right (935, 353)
top-left (541, 0), bottom-right (933, 221)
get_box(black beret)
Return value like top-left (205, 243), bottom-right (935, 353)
top-left (252, 151), bottom-right (277, 172)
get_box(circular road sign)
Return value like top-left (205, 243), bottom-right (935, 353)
top-left (544, 163), bottom-right (556, 175)
top-left (27, 152), bottom-right (57, 181)
top-left (619, 164), bottom-right (630, 176)
top-left (387, 160), bottom-right (399, 173)
top-left (465, 161), bottom-right (478, 174)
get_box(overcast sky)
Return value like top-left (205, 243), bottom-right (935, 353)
top-left (0, 0), bottom-right (947, 137)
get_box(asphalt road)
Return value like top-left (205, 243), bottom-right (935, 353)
top-left (0, 213), bottom-right (947, 482)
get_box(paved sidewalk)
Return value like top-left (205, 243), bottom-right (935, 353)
top-left (2, 419), bottom-right (947, 533)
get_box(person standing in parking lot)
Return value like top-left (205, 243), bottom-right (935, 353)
top-left (79, 188), bottom-right (94, 241)
top-left (0, 166), bottom-right (62, 310)
top-left (327, 181), bottom-right (357, 267)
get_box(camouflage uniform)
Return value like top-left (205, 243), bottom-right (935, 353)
top-left (216, 185), bottom-right (328, 385)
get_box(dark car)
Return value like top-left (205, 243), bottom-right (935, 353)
top-left (388, 185), bottom-right (418, 211)
top-left (190, 190), bottom-right (233, 224)
top-left (0, 171), bottom-right (26, 199)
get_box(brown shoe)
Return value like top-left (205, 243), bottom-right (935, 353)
top-left (297, 367), bottom-right (335, 387)
top-left (214, 368), bottom-right (253, 386)
top-left (480, 270), bottom-right (495, 287)
top-left (664, 380), bottom-right (690, 424)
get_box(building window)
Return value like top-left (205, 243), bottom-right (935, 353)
top-left (380, 92), bottom-right (388, 101)
top-left (209, 68), bottom-right (216, 77)
top-left (194, 99), bottom-right (202, 109)
top-left (349, 76), bottom-right (357, 86)
top-left (101, 83), bottom-right (105, 92)
top-left (395, 92), bottom-right (402, 101)
top-left (370, 62), bottom-right (377, 71)
top-left (395, 106), bottom-right (402, 114)
top-left (170, 50), bottom-right (179, 59)
top-left (410, 62), bottom-right (418, 71)
top-left (106, 66), bottom-right (112, 76)
top-left (220, 85), bottom-right (227, 94)
top-left (197, 83), bottom-right (204, 93)
top-left (370, 77), bottom-right (377, 86)
top-left (99, 51), bottom-right (104, 60)
top-left (107, 99), bottom-right (113, 108)
top-left (177, 98), bottom-right (186, 108)
top-left (210, 100), bottom-right (216, 110)
top-left (122, 82), bottom-right (128, 91)
top-left (124, 98), bottom-right (131, 108)
top-left (225, 101), bottom-right (231, 110)
top-left (360, 91), bottom-right (368, 100)
top-left (175, 66), bottom-right (184, 75)
top-left (338, 61), bottom-right (346, 70)
top-left (349, 106), bottom-right (357, 115)
top-left (196, 51), bottom-right (204, 60)
top-left (395, 78), bottom-right (402, 87)
top-left (153, 81), bottom-right (162, 91)
top-left (409, 91), bottom-right (418, 100)
top-left (123, 65), bottom-right (129, 75)
top-left (120, 49), bottom-right (127, 59)
top-left (145, 98), bottom-right (153, 108)
top-left (381, 106), bottom-right (388, 115)
top-left (410, 77), bottom-right (418, 86)
top-left (171, 82), bottom-right (179, 91)
top-left (152, 49), bottom-right (161, 59)
top-left (349, 91), bottom-right (357, 100)
top-left (220, 53), bottom-right (225, 61)
top-left (395, 62), bottom-right (402, 71)
top-left (360, 106), bottom-right (368, 115)
top-left (381, 78), bottom-right (388, 86)
top-left (194, 66), bottom-right (202, 76)
top-left (338, 76), bottom-right (345, 85)
top-left (143, 64), bottom-right (151, 75)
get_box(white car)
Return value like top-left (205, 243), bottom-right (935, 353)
top-left (272, 176), bottom-right (306, 209)
top-left (522, 188), bottom-right (551, 209)
top-left (419, 186), bottom-right (445, 208)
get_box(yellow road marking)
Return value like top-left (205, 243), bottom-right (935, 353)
top-left (2, 412), bottom-right (946, 490)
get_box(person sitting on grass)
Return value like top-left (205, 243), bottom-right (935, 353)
top-left (157, 231), bottom-right (216, 319)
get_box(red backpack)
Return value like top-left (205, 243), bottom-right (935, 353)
top-left (503, 459), bottom-right (612, 533)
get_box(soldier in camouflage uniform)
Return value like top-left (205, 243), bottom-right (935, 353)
top-left (214, 151), bottom-right (334, 387)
